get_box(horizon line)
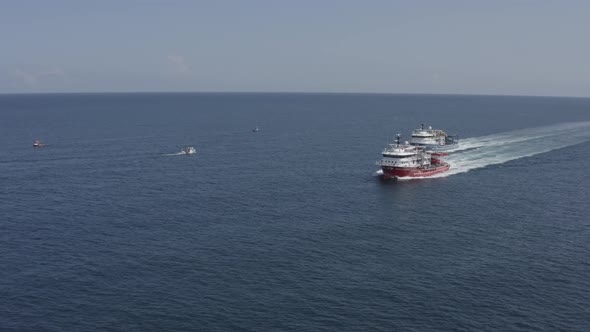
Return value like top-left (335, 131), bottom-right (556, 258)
top-left (1, 90), bottom-right (589, 99)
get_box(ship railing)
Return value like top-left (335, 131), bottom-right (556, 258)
top-left (377, 160), bottom-right (402, 166)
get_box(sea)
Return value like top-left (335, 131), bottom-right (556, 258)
top-left (1, 93), bottom-right (590, 331)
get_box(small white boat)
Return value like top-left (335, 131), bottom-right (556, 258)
top-left (33, 140), bottom-right (46, 147)
top-left (180, 146), bottom-right (197, 155)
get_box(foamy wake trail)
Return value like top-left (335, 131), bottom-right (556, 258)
top-left (431, 121), bottom-right (590, 177)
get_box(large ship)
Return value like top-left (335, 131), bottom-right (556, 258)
top-left (377, 134), bottom-right (450, 179)
top-left (410, 124), bottom-right (458, 152)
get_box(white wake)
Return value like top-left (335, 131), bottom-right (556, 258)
top-left (164, 151), bottom-right (194, 156)
top-left (442, 121), bottom-right (590, 177)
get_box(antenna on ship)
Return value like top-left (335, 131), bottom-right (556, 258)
top-left (396, 134), bottom-right (401, 147)
top-left (421, 123), bottom-right (424, 130)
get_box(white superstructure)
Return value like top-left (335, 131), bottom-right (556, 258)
top-left (409, 124), bottom-right (458, 151)
top-left (376, 136), bottom-right (431, 168)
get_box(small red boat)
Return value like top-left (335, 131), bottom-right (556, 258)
top-left (376, 134), bottom-right (450, 179)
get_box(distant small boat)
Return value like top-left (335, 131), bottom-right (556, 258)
top-left (33, 140), bottom-right (46, 147)
top-left (180, 146), bottom-right (197, 155)
top-left (252, 122), bottom-right (259, 132)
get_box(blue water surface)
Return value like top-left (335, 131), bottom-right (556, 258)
top-left (1, 93), bottom-right (590, 331)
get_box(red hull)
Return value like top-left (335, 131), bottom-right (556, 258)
top-left (381, 162), bottom-right (450, 179)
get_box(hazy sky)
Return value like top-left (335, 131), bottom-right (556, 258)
top-left (1, 1), bottom-right (589, 96)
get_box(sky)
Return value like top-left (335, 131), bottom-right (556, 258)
top-left (1, 0), bottom-right (589, 96)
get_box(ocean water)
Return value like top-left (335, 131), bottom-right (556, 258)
top-left (1, 93), bottom-right (590, 331)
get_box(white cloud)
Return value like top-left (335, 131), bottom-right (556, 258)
top-left (13, 69), bottom-right (38, 87)
top-left (167, 55), bottom-right (190, 75)
top-left (40, 67), bottom-right (66, 78)
top-left (11, 67), bottom-right (66, 88)
top-left (431, 73), bottom-right (441, 86)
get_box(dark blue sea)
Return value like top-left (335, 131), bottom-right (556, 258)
top-left (1, 93), bottom-right (590, 331)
